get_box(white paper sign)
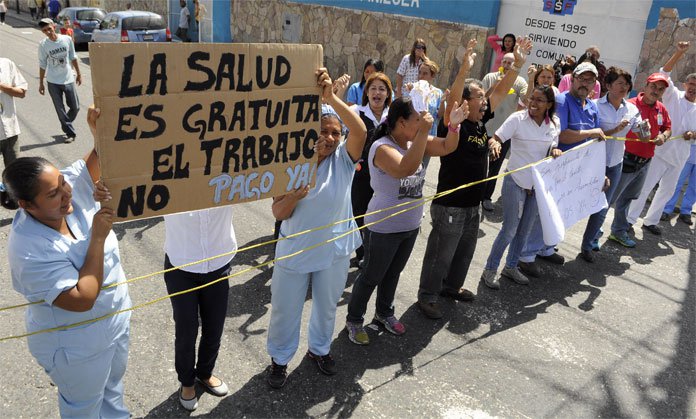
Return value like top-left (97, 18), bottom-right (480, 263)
top-left (532, 141), bottom-right (607, 245)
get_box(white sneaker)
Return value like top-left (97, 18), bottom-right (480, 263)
top-left (501, 266), bottom-right (529, 285)
top-left (481, 269), bottom-right (500, 290)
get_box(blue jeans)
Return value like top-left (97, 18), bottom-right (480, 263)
top-left (267, 256), bottom-right (350, 365)
top-left (485, 176), bottom-right (538, 271)
top-left (347, 228), bottom-right (419, 322)
top-left (519, 215), bottom-right (556, 263)
top-left (418, 204), bottom-right (480, 303)
top-left (581, 163), bottom-right (623, 251)
top-left (664, 161), bottom-right (696, 215)
top-left (47, 81), bottom-right (80, 138)
top-left (611, 160), bottom-right (651, 235)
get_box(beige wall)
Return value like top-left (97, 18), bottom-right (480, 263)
top-left (231, 0), bottom-right (493, 90)
top-left (636, 8), bottom-right (696, 90)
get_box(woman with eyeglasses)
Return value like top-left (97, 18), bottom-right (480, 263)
top-left (395, 39), bottom-right (427, 99)
top-left (480, 85), bottom-right (562, 289)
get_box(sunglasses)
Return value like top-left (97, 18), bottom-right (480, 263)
top-left (415, 45), bottom-right (425, 50)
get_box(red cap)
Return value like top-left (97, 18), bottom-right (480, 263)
top-left (646, 72), bottom-right (669, 86)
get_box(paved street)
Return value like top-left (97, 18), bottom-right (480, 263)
top-left (0, 11), bottom-right (694, 418)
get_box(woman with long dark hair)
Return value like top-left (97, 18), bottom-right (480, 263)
top-left (487, 33), bottom-right (516, 72)
top-left (345, 97), bottom-right (468, 344)
top-left (480, 85), bottom-right (562, 289)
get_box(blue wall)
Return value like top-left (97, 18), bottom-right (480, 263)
top-left (288, 0), bottom-right (500, 27)
top-left (646, 0), bottom-right (696, 29)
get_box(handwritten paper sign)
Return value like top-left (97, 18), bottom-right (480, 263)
top-left (532, 141), bottom-right (607, 245)
top-left (89, 43), bottom-right (323, 221)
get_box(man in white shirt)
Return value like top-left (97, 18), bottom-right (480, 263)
top-left (0, 57), bottom-right (28, 166)
top-left (627, 41), bottom-right (696, 235)
top-left (38, 18), bottom-right (81, 143)
top-left (480, 53), bottom-right (528, 211)
top-left (177, 0), bottom-right (191, 42)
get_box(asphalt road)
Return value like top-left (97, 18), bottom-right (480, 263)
top-left (0, 11), bottom-right (694, 418)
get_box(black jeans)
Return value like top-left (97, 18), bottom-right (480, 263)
top-left (164, 255), bottom-right (230, 387)
top-left (346, 228), bottom-right (419, 323)
top-left (418, 204), bottom-right (480, 303)
top-left (483, 140), bottom-right (511, 201)
top-left (351, 171), bottom-right (373, 260)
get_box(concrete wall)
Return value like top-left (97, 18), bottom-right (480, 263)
top-left (230, 0), bottom-right (493, 90)
top-left (636, 8), bottom-right (696, 89)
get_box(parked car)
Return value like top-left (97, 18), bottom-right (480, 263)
top-left (55, 7), bottom-right (106, 46)
top-left (91, 11), bottom-right (171, 43)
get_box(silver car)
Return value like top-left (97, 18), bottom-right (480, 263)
top-left (91, 11), bottom-right (171, 43)
top-left (55, 7), bottom-right (106, 46)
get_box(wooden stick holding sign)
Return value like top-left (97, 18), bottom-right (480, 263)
top-left (89, 43), bottom-right (323, 221)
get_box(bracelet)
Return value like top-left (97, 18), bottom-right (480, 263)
top-left (448, 122), bottom-right (460, 134)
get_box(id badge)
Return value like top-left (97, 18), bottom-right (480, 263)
top-left (657, 112), bottom-right (663, 127)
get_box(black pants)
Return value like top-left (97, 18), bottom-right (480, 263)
top-left (346, 228), bottom-right (419, 323)
top-left (164, 255), bottom-right (230, 387)
top-left (483, 140), bottom-right (511, 201)
top-left (351, 171), bottom-right (373, 260)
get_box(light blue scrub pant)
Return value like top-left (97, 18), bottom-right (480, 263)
top-left (267, 256), bottom-right (350, 365)
top-left (44, 327), bottom-right (130, 418)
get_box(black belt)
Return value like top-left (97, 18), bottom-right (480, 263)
top-left (624, 152), bottom-right (651, 165)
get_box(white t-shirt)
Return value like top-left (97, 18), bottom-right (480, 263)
top-left (495, 110), bottom-right (560, 189)
top-left (594, 95), bottom-right (642, 167)
top-left (164, 206), bottom-right (237, 274)
top-left (179, 6), bottom-right (190, 29)
top-left (396, 54), bottom-right (421, 98)
top-left (0, 58), bottom-right (28, 140)
top-left (653, 68), bottom-right (696, 168)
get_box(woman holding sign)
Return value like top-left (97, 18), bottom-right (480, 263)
top-left (265, 69), bottom-right (367, 389)
top-left (480, 85), bottom-right (562, 289)
top-left (345, 97), bottom-right (468, 344)
top-left (2, 107), bottom-right (131, 418)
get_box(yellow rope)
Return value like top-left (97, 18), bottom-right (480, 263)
top-left (0, 134), bottom-right (686, 316)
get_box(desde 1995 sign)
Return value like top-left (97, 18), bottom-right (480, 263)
top-left (89, 43), bottom-right (323, 221)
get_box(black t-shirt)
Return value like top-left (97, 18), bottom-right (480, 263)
top-left (434, 99), bottom-right (494, 208)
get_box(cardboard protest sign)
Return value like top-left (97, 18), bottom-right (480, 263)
top-left (89, 43), bottom-right (323, 221)
top-left (532, 141), bottom-right (607, 245)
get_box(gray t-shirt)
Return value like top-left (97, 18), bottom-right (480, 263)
top-left (482, 72), bottom-right (528, 136)
top-left (365, 136), bottom-right (425, 234)
top-left (38, 34), bottom-right (76, 85)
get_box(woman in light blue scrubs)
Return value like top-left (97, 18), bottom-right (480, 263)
top-left (265, 68), bottom-right (367, 389)
top-left (3, 107), bottom-right (131, 418)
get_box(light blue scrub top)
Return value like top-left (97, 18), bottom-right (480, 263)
top-left (9, 160), bottom-right (131, 366)
top-left (275, 141), bottom-right (362, 274)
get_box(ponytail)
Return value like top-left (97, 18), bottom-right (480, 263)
top-left (1, 157), bottom-right (52, 210)
top-left (373, 97), bottom-right (414, 141)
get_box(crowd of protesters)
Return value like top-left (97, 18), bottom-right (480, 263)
top-left (1, 15), bottom-right (694, 416)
